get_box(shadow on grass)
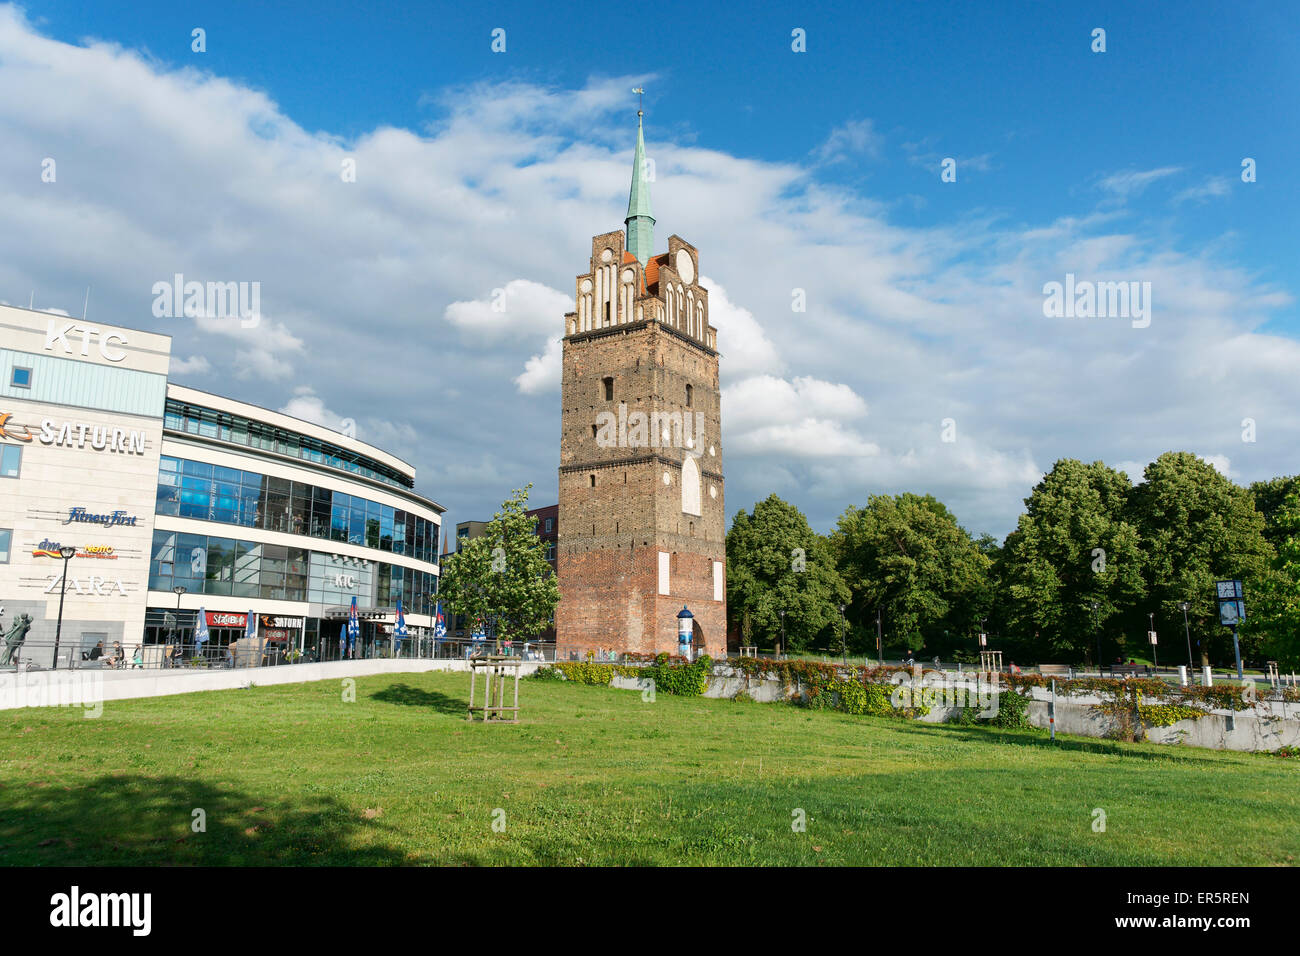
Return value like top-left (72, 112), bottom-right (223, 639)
top-left (0, 773), bottom-right (407, 866)
top-left (887, 719), bottom-right (1233, 766)
top-left (370, 682), bottom-right (467, 716)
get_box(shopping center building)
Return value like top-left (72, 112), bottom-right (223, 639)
top-left (0, 304), bottom-right (443, 666)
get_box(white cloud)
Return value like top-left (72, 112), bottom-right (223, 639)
top-left (169, 355), bottom-right (211, 376)
top-left (192, 313), bottom-right (303, 379)
top-left (813, 119), bottom-right (883, 165)
top-left (701, 277), bottom-right (781, 380)
top-left (0, 9), bottom-right (1293, 539)
top-left (1173, 176), bottom-right (1232, 205)
top-left (278, 385), bottom-right (416, 451)
top-left (1099, 166), bottom-right (1183, 198)
top-left (515, 336), bottom-right (562, 395)
top-left (444, 278), bottom-right (573, 342)
top-left (724, 375), bottom-right (875, 458)
top-left (279, 385), bottom-right (352, 432)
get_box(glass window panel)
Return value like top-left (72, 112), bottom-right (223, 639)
top-left (155, 490), bottom-right (179, 517)
top-left (1, 445), bottom-right (22, 478)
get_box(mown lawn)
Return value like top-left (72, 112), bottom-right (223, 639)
top-left (0, 671), bottom-right (1295, 865)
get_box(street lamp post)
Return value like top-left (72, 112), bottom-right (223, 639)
top-left (1148, 611), bottom-right (1159, 669)
top-left (876, 605), bottom-right (883, 665)
top-left (838, 604), bottom-right (847, 664)
top-left (173, 586), bottom-right (187, 664)
top-left (1179, 601), bottom-right (1193, 671)
top-left (51, 546), bottom-right (77, 669)
top-left (1090, 601), bottom-right (1102, 675)
top-left (778, 608), bottom-right (785, 658)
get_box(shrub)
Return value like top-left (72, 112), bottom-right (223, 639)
top-left (551, 661), bottom-right (614, 685)
top-left (645, 654), bottom-right (712, 697)
top-left (987, 686), bottom-right (1030, 729)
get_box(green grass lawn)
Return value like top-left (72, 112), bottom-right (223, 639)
top-left (1, 671), bottom-right (1295, 866)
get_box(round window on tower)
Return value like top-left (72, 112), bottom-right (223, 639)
top-left (675, 249), bottom-right (695, 284)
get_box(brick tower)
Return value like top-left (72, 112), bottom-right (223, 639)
top-left (555, 109), bottom-right (726, 658)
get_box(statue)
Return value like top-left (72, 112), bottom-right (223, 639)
top-left (1, 613), bottom-right (34, 666)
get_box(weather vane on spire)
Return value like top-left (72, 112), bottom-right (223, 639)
top-left (632, 86), bottom-right (644, 116)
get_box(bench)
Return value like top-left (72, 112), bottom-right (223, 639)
top-left (1038, 664), bottom-right (1072, 678)
top-left (1107, 663), bottom-right (1152, 679)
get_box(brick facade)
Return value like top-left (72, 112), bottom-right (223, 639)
top-left (555, 226), bottom-right (726, 657)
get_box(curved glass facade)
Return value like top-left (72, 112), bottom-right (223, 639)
top-left (157, 456), bottom-right (439, 561)
top-left (164, 398), bottom-right (415, 490)
top-left (148, 529), bottom-right (437, 615)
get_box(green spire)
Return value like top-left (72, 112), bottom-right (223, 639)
top-left (625, 110), bottom-right (655, 266)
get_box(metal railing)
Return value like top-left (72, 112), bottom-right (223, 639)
top-left (1, 638), bottom-right (565, 671)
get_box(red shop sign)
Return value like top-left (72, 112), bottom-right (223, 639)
top-left (206, 611), bottom-right (247, 628)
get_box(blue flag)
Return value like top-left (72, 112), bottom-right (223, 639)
top-left (347, 596), bottom-right (360, 655)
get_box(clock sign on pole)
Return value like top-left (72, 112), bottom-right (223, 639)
top-left (1215, 580), bottom-right (1246, 680)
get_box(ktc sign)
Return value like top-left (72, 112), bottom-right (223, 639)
top-left (44, 319), bottom-right (128, 363)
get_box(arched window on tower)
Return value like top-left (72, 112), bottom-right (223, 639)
top-left (681, 456), bottom-right (702, 516)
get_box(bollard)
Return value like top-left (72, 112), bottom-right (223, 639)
top-left (1177, 665), bottom-right (1188, 686)
top-left (1201, 665), bottom-right (1213, 687)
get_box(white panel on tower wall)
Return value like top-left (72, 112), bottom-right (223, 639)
top-left (713, 561), bottom-right (723, 602)
top-left (658, 551), bottom-right (671, 596)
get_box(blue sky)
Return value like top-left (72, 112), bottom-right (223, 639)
top-left (3, 0), bottom-right (1298, 539)
top-left (29, 0), bottom-right (1298, 308)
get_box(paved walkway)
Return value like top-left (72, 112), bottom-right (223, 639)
top-left (0, 658), bottom-right (544, 710)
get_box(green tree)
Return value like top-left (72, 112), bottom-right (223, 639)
top-left (831, 493), bottom-right (990, 657)
top-left (1240, 493), bottom-right (1300, 668)
top-left (1131, 452), bottom-right (1273, 666)
top-left (1250, 475), bottom-right (1300, 548)
top-left (438, 485), bottom-right (559, 646)
top-left (725, 495), bottom-right (850, 653)
top-left (999, 459), bottom-right (1146, 663)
